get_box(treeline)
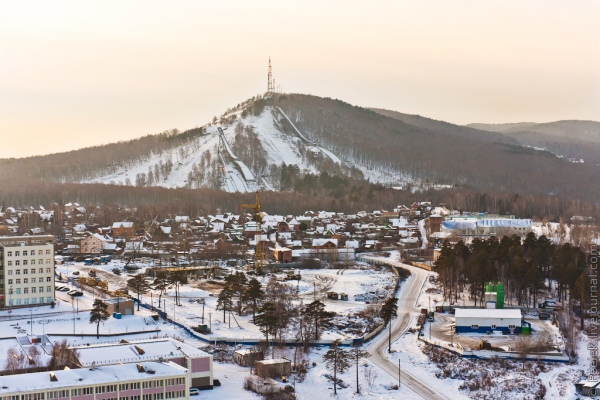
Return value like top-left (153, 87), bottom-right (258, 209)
top-left (434, 233), bottom-right (588, 308)
top-left (1, 177), bottom-right (599, 222)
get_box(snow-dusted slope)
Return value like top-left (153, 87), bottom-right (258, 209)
top-left (83, 105), bottom-right (417, 192)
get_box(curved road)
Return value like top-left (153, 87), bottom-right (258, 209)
top-left (364, 258), bottom-right (468, 400)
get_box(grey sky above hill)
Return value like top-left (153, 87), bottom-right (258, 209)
top-left (1, 1), bottom-right (598, 158)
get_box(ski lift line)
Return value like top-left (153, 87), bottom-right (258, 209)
top-left (275, 107), bottom-right (312, 144)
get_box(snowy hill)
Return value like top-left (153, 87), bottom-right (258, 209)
top-left (83, 104), bottom-right (414, 193)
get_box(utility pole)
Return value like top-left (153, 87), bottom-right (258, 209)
top-left (201, 299), bottom-right (205, 324)
top-left (399, 358), bottom-right (401, 388)
top-left (209, 312), bottom-right (212, 332)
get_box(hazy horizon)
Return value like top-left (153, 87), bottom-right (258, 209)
top-left (1, 1), bottom-right (599, 159)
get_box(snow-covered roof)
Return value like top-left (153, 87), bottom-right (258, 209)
top-left (74, 338), bottom-right (210, 367)
top-left (112, 221), bottom-right (134, 228)
top-left (312, 238), bottom-right (338, 247)
top-left (454, 309), bottom-right (521, 319)
top-left (0, 361), bottom-right (186, 395)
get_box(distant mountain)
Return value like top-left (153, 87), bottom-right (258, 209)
top-left (1, 94), bottom-right (598, 202)
top-left (466, 120), bottom-right (600, 165)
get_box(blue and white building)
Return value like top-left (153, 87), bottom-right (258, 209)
top-left (455, 308), bottom-right (525, 334)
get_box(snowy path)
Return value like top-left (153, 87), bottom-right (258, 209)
top-left (364, 258), bottom-right (468, 400)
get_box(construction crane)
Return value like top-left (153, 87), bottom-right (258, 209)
top-left (241, 192), bottom-right (264, 272)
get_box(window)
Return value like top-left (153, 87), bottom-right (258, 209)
top-left (15, 279), bottom-right (20, 284)
top-left (47, 392), bottom-right (57, 399)
top-left (142, 382), bottom-right (150, 389)
top-left (165, 379), bottom-right (174, 387)
top-left (7, 269), bottom-right (12, 275)
top-left (119, 384), bottom-right (129, 392)
top-left (33, 393), bottom-right (44, 400)
top-left (31, 260), bottom-right (36, 265)
top-left (31, 287), bottom-right (36, 293)
top-left (491, 325), bottom-right (496, 329)
top-left (175, 378), bottom-right (184, 385)
top-left (7, 251), bottom-right (12, 257)
top-left (143, 395), bottom-right (151, 400)
top-left (71, 389), bottom-right (81, 397)
top-left (131, 397), bottom-right (140, 400)
top-left (23, 251), bottom-right (28, 256)
top-left (46, 249), bottom-right (51, 255)
top-left (471, 324), bottom-right (479, 329)
top-left (7, 279), bottom-right (12, 285)
top-left (106, 385), bottom-right (117, 393)
top-left (24, 278), bottom-right (28, 284)
top-left (153, 394), bottom-right (163, 400)
top-left (15, 261), bottom-right (20, 266)
top-left (130, 383), bottom-right (140, 390)
top-left (32, 298), bottom-right (37, 304)
top-left (46, 297), bottom-right (51, 303)
top-left (38, 250), bottom-right (43, 255)
top-left (46, 286), bottom-right (51, 292)
top-left (7, 261), bottom-right (12, 266)
top-left (46, 277), bottom-right (51, 282)
top-left (24, 298), bottom-right (29, 305)
top-left (165, 393), bottom-right (174, 399)
top-left (154, 380), bottom-right (163, 388)
top-left (22, 394), bottom-right (32, 400)
top-left (95, 387), bottom-right (105, 394)
top-left (508, 324), bottom-right (516, 329)
top-left (23, 261), bottom-right (28, 266)
top-left (24, 288), bottom-right (29, 294)
top-left (82, 388), bottom-right (93, 396)
top-left (16, 288), bottom-right (21, 294)
top-left (31, 278), bottom-right (36, 283)
top-left (8, 299), bottom-right (13, 306)
top-left (120, 397), bottom-right (130, 400)
top-left (58, 391), bottom-right (69, 398)
top-left (46, 267), bottom-right (51, 272)
top-left (15, 251), bottom-right (19, 257)
top-left (39, 263), bottom-right (43, 269)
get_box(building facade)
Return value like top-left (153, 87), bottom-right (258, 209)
top-left (0, 361), bottom-right (189, 400)
top-left (0, 235), bottom-right (55, 309)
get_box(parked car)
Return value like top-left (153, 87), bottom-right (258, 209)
top-left (69, 291), bottom-right (83, 297)
top-left (189, 389), bottom-right (199, 396)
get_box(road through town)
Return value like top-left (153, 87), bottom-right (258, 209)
top-left (364, 258), bottom-right (468, 400)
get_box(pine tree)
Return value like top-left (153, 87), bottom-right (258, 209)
top-left (89, 299), bottom-right (111, 339)
top-left (322, 339), bottom-right (352, 395)
top-left (254, 302), bottom-right (278, 344)
top-left (381, 297), bottom-right (398, 353)
top-left (216, 287), bottom-right (234, 322)
top-left (303, 300), bottom-right (335, 344)
top-left (244, 278), bottom-right (264, 319)
top-left (127, 274), bottom-right (151, 311)
top-left (152, 271), bottom-right (170, 310)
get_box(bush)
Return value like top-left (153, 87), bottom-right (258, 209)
top-left (112, 268), bottom-right (122, 275)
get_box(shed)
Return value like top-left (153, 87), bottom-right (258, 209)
top-left (455, 308), bottom-right (523, 334)
top-left (254, 358), bottom-right (291, 379)
top-left (233, 349), bottom-right (264, 367)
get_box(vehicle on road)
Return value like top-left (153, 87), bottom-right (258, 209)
top-left (189, 388), bottom-right (199, 396)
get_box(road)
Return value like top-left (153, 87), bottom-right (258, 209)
top-left (364, 258), bottom-right (468, 400)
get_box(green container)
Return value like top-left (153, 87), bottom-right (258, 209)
top-left (486, 284), bottom-right (495, 293)
top-left (521, 326), bottom-right (530, 335)
top-left (495, 283), bottom-right (504, 309)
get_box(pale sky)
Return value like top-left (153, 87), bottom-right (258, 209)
top-left (1, 1), bottom-right (599, 158)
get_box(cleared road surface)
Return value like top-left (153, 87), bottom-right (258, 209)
top-left (364, 258), bottom-right (469, 400)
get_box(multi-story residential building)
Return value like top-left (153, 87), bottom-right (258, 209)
top-left (0, 361), bottom-right (190, 400)
top-left (0, 235), bottom-right (54, 309)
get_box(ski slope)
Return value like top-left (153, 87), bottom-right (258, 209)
top-left (82, 104), bottom-right (419, 192)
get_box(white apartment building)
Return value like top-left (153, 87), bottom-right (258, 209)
top-left (0, 235), bottom-right (55, 308)
top-left (0, 361), bottom-right (190, 400)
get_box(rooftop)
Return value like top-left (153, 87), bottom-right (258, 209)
top-left (0, 361), bottom-right (186, 394)
top-left (454, 308), bottom-right (522, 319)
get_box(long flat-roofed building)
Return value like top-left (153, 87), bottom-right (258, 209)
top-left (0, 361), bottom-right (189, 400)
top-left (0, 235), bottom-right (55, 308)
top-left (72, 338), bottom-right (213, 390)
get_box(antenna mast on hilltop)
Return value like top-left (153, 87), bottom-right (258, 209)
top-left (267, 57), bottom-right (274, 94)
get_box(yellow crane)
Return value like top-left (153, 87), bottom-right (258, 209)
top-left (241, 192), bottom-right (264, 271)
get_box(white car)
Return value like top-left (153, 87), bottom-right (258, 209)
top-left (189, 388), bottom-right (199, 396)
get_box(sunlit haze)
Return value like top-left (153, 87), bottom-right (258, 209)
top-left (1, 1), bottom-right (598, 158)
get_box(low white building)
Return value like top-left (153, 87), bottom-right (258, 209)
top-left (455, 308), bottom-right (524, 334)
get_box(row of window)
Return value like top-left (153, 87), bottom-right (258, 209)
top-left (5, 250), bottom-right (51, 257)
top-left (8, 297), bottom-right (51, 305)
top-left (7, 268), bottom-right (53, 274)
top-left (8, 278), bottom-right (52, 284)
top-left (470, 324), bottom-right (517, 329)
top-left (0, 389), bottom-right (186, 400)
top-left (6, 260), bottom-right (53, 267)
top-left (8, 286), bottom-right (51, 293)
